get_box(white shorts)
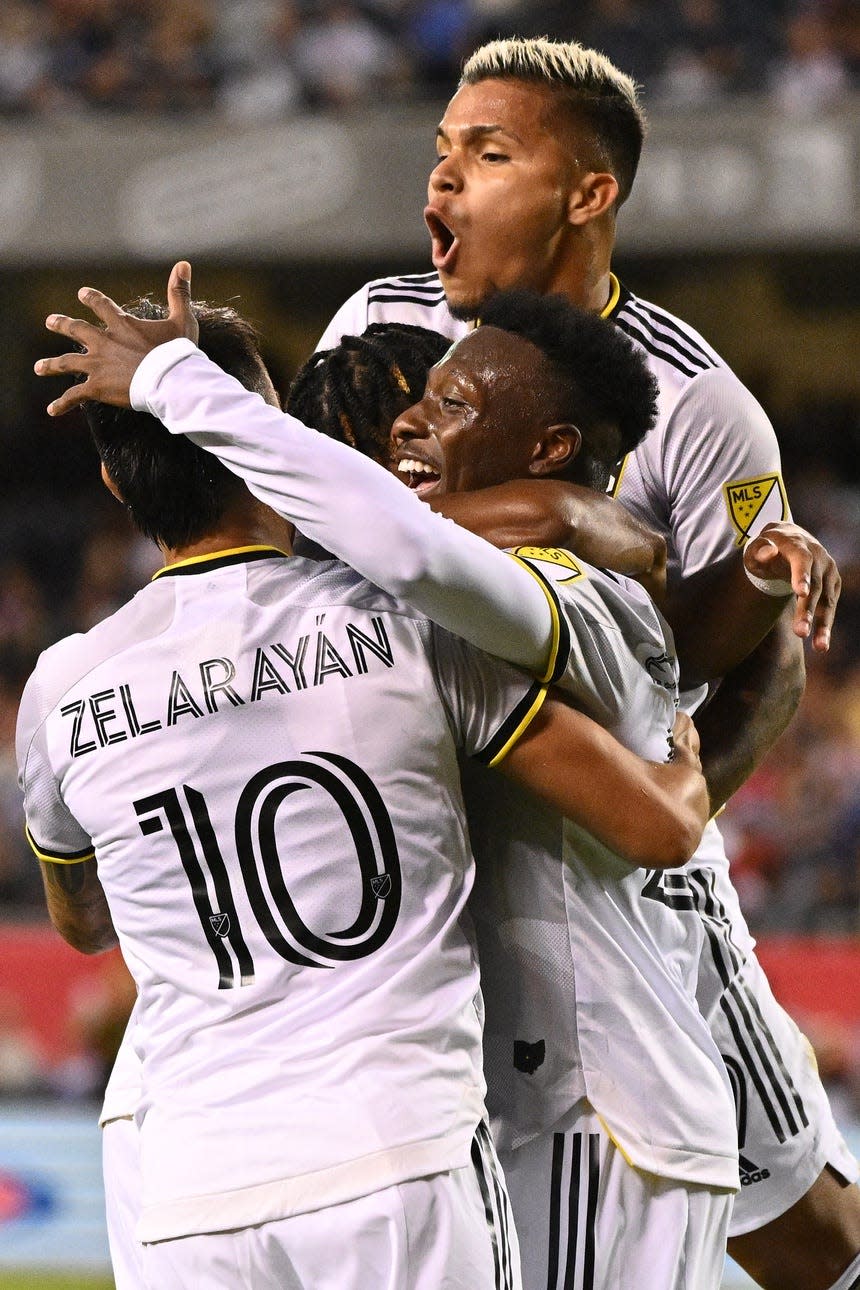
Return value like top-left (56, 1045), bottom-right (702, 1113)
top-left (105, 1117), bottom-right (520, 1290)
top-left (102, 1115), bottom-right (145, 1290)
top-left (500, 1100), bottom-right (732, 1290)
top-left (687, 860), bottom-right (860, 1236)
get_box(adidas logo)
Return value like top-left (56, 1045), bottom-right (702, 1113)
top-left (739, 1153), bottom-right (771, 1186)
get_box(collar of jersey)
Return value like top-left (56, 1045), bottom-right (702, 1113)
top-left (474, 273), bottom-right (621, 328)
top-left (152, 545), bottom-right (290, 581)
top-left (601, 273), bottom-right (622, 319)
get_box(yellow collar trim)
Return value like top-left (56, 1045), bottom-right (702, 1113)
top-left (600, 273), bottom-right (621, 319)
top-left (152, 545), bottom-right (290, 581)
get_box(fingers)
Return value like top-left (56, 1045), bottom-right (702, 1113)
top-left (44, 313), bottom-right (103, 347)
top-left (76, 286), bottom-right (126, 325)
top-left (45, 379), bottom-right (92, 418)
top-left (167, 260), bottom-right (199, 342)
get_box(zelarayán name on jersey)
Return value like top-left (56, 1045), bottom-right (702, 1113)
top-left (59, 615), bottom-right (395, 758)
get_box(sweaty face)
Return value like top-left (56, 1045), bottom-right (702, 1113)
top-left (426, 79), bottom-right (582, 318)
top-left (390, 327), bottom-right (550, 497)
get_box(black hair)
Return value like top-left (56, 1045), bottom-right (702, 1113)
top-left (478, 288), bottom-right (658, 490)
top-left (286, 323), bottom-right (451, 464)
top-left (83, 301), bottom-right (273, 549)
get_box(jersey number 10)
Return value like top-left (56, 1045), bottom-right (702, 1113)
top-left (133, 752), bottom-right (402, 988)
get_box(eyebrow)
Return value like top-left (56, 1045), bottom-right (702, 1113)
top-left (435, 123), bottom-right (525, 147)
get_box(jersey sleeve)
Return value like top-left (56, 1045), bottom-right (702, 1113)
top-left (16, 668), bottom-right (94, 864)
top-left (427, 624), bottom-right (546, 767)
top-left (662, 366), bottom-right (790, 578)
top-left (130, 342), bottom-right (557, 675)
top-left (315, 282), bottom-right (372, 351)
top-left (507, 546), bottom-right (679, 733)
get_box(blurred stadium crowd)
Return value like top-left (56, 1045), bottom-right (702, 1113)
top-left (0, 0), bottom-right (857, 119)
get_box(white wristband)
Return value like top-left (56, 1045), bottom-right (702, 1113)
top-left (744, 565), bottom-right (793, 597)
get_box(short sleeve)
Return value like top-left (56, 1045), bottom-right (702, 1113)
top-left (315, 283), bottom-right (372, 351)
top-left (662, 367), bottom-right (790, 577)
top-left (426, 624), bottom-right (546, 767)
top-left (16, 669), bottom-right (94, 864)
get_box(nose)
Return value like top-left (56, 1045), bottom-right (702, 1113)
top-left (428, 151), bottom-right (462, 196)
top-left (391, 399), bottom-right (428, 449)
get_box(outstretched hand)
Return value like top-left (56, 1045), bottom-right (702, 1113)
top-left (744, 520), bottom-right (841, 652)
top-left (34, 261), bottom-right (199, 415)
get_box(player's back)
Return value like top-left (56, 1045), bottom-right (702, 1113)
top-left (465, 550), bottom-right (739, 1192)
top-left (18, 547), bottom-right (537, 1241)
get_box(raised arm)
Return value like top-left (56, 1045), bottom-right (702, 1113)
top-left (501, 702), bottom-right (709, 869)
top-left (35, 265), bottom-right (556, 677)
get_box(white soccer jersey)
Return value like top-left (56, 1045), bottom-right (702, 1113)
top-left (17, 547), bottom-right (544, 1242)
top-left (317, 269), bottom-right (788, 633)
top-left (466, 548), bottom-right (738, 1189)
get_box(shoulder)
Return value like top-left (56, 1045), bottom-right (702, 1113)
top-left (18, 588), bottom-right (162, 733)
top-left (318, 271), bottom-right (466, 350)
top-left (614, 287), bottom-right (772, 429)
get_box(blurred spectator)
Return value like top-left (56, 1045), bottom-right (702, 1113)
top-left (770, 3), bottom-right (851, 117)
top-left (291, 0), bottom-right (411, 108)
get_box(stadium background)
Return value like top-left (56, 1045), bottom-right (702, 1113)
top-left (0, 2), bottom-right (857, 1287)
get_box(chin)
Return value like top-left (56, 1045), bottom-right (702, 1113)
top-left (446, 295), bottom-right (483, 322)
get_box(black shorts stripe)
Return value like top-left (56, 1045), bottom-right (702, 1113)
top-left (546, 1131), bottom-right (599, 1290)
top-left (476, 1121), bottom-right (515, 1290)
top-left (689, 868), bottom-right (810, 1142)
top-left (547, 1133), bottom-right (565, 1290)
top-left (471, 1124), bottom-right (513, 1290)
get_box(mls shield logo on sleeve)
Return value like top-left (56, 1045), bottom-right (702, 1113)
top-left (722, 473), bottom-right (788, 545)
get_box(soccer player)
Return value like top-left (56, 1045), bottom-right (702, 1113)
top-left (26, 297), bottom-right (718, 1288)
top-left (41, 270), bottom-right (840, 1286)
top-left (311, 37), bottom-right (858, 1290)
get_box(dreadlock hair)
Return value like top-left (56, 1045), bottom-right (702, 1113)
top-left (461, 37), bottom-right (646, 208)
top-left (478, 288), bottom-right (658, 492)
top-left (286, 323), bottom-right (451, 465)
top-left (83, 299), bottom-right (275, 549)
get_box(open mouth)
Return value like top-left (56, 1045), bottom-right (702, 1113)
top-left (397, 456), bottom-right (442, 497)
top-left (425, 209), bottom-right (459, 273)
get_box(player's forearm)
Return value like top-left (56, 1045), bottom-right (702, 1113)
top-left (668, 553), bottom-right (788, 690)
top-left (696, 611), bottom-right (805, 813)
top-left (40, 858), bottom-right (118, 955)
top-left (430, 482), bottom-right (667, 595)
top-left (502, 699), bottom-right (709, 869)
top-left (130, 343), bottom-right (555, 674)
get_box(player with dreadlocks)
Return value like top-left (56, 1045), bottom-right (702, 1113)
top-left (287, 324), bottom-right (450, 465)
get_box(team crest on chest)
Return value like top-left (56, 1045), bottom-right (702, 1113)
top-left (722, 473), bottom-right (788, 546)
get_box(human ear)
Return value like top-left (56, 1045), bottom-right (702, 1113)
top-left (100, 460), bottom-right (125, 503)
top-left (529, 424), bottom-right (581, 477)
top-left (567, 171), bottom-right (619, 225)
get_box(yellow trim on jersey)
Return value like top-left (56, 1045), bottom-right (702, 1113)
top-left (152, 545), bottom-right (290, 580)
top-left (487, 686), bottom-right (548, 768)
top-left (595, 1111), bottom-right (638, 1167)
top-left (722, 473), bottom-right (788, 547)
top-left (25, 825), bottom-right (94, 865)
top-left (607, 452), bottom-right (629, 500)
top-left (506, 553), bottom-right (563, 684)
top-left (600, 273), bottom-right (621, 319)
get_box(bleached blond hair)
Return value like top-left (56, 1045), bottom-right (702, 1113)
top-left (460, 37), bottom-right (646, 206)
